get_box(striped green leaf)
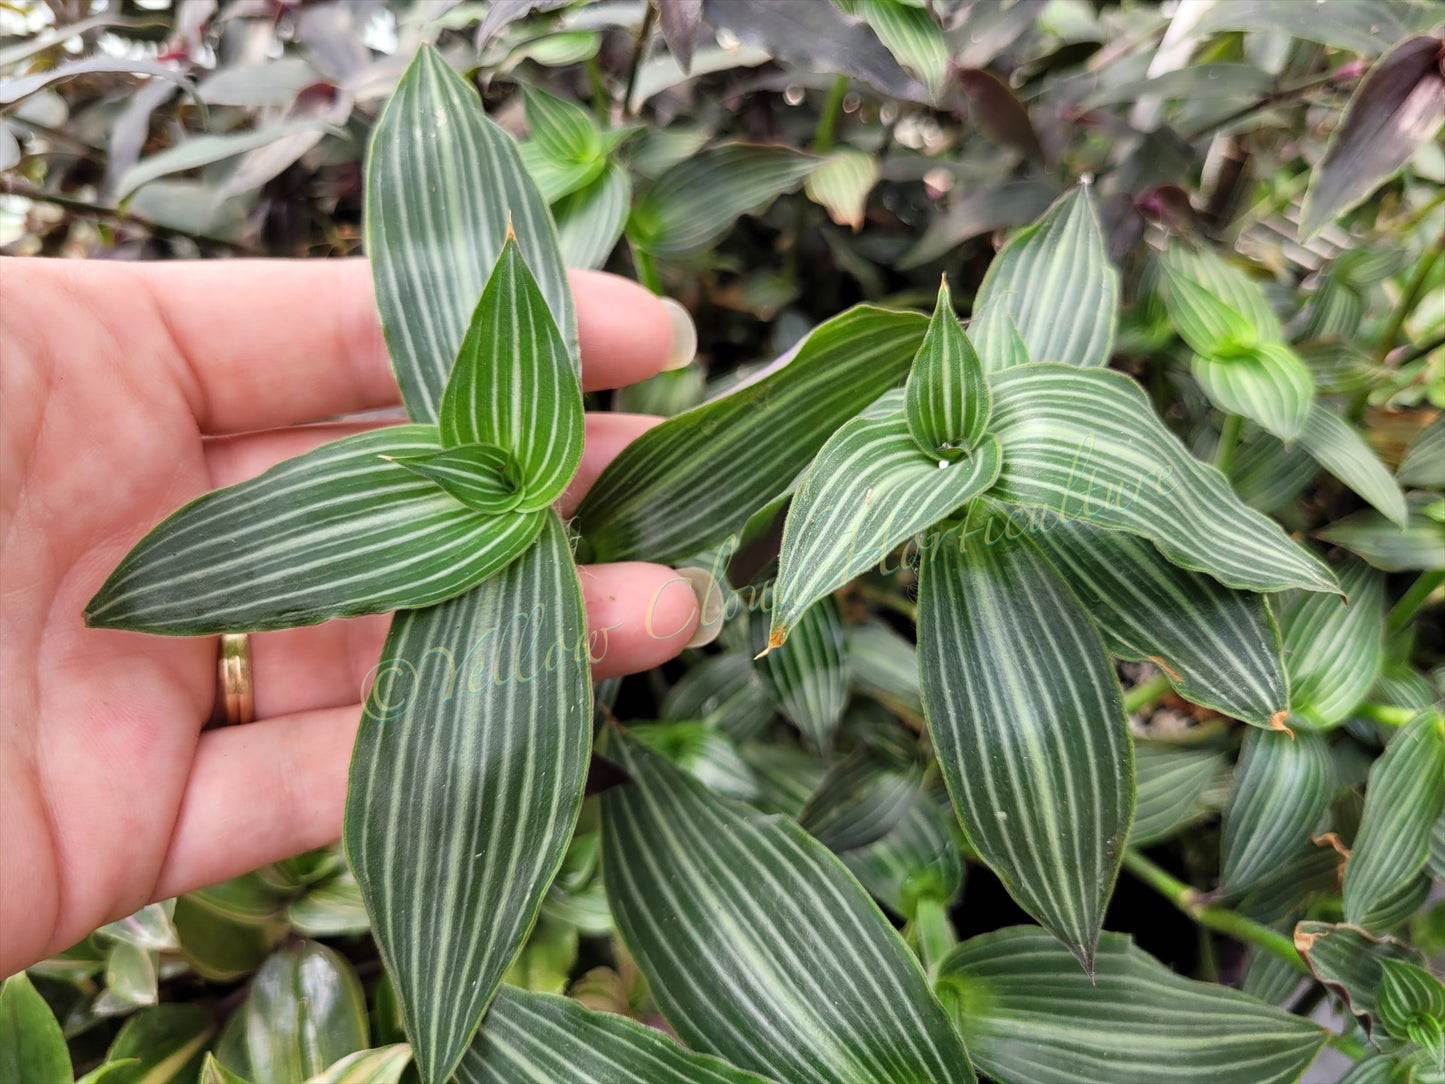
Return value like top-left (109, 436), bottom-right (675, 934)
top-left (1342, 711), bottom-right (1445, 930)
top-left (969, 300), bottom-right (1031, 375)
top-left (1299, 404), bottom-right (1409, 526)
top-left (306, 1044), bottom-right (413, 1083)
top-left (1294, 921), bottom-right (1428, 1035)
top-left (85, 427), bottom-right (544, 635)
top-left (599, 731), bottom-right (976, 1084)
top-left (971, 187), bottom-right (1117, 369)
top-left (1221, 729), bottom-right (1334, 894)
top-left (1230, 429), bottom-right (1319, 514)
top-left (519, 83), bottom-right (601, 167)
top-left (1377, 958), bottom-right (1445, 1044)
top-left (439, 235), bottom-right (584, 508)
top-left (1316, 500), bottom-right (1445, 571)
top-left (1192, 343), bottom-right (1314, 442)
top-left (628, 143), bottom-right (817, 259)
top-left (106, 1004), bottom-right (212, 1083)
top-left (554, 159), bottom-right (631, 270)
top-left (1132, 739), bottom-right (1228, 845)
top-left (1022, 511), bottom-right (1289, 727)
top-left (798, 750), bottom-right (920, 854)
top-left (519, 141), bottom-right (605, 204)
top-left (840, 789), bottom-right (963, 918)
top-left (803, 147), bottom-right (878, 231)
top-left (577, 306), bottom-right (927, 563)
top-left (769, 418), bottom-right (1001, 644)
top-left (846, 621), bottom-right (924, 721)
top-left (918, 513), bottom-right (1132, 968)
top-left (936, 927), bottom-right (1326, 1084)
top-left (905, 278), bottom-right (991, 458)
top-left (752, 596), bottom-right (850, 751)
top-left (223, 943), bottom-right (369, 1083)
top-left (387, 442), bottom-right (523, 514)
top-left (1280, 557), bottom-right (1384, 727)
top-left (458, 987), bottom-right (774, 1084)
top-left (986, 364), bottom-right (1339, 595)
top-left (367, 45), bottom-right (573, 425)
top-left (1399, 418), bottom-right (1444, 489)
top-left (851, 0), bottom-right (949, 97)
top-left (1160, 263), bottom-right (1264, 358)
top-left (345, 513), bottom-right (591, 1084)
top-left (0, 973), bottom-right (69, 1084)
top-left (1162, 245), bottom-right (1283, 345)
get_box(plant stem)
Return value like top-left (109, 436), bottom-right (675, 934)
top-left (1123, 672), bottom-right (1172, 715)
top-left (622, 3), bottom-right (656, 117)
top-left (1355, 703), bottom-right (1423, 728)
top-left (1325, 1032), bottom-right (1367, 1060)
top-left (1374, 227), bottom-right (1445, 365)
top-left (584, 54), bottom-right (609, 124)
top-left (909, 896), bottom-right (957, 979)
top-left (631, 242), bottom-right (663, 294)
top-left (1, 175), bottom-right (254, 252)
top-left (1394, 328), bottom-right (1445, 370)
top-left (1122, 850), bottom-right (1308, 973)
top-left (813, 75), bottom-right (850, 154)
top-left (1214, 412), bottom-right (1243, 475)
top-left (1387, 570), bottom-right (1445, 638)
top-left (1182, 67), bottom-right (1351, 143)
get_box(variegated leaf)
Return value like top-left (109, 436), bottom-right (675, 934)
top-left (1280, 557), bottom-right (1384, 727)
top-left (1192, 343), bottom-right (1314, 443)
top-left (1221, 728), bottom-right (1334, 894)
top-left (1298, 404), bottom-right (1409, 527)
top-left (905, 277), bottom-right (991, 458)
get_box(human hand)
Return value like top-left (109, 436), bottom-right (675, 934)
top-left (0, 257), bottom-right (703, 976)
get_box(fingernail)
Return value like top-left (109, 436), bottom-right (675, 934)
top-left (675, 566), bottom-right (725, 648)
top-left (661, 297), bottom-right (697, 371)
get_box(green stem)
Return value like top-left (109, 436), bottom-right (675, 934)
top-left (631, 242), bottom-right (663, 295)
top-left (584, 54), bottom-right (610, 124)
top-left (1355, 703), bottom-right (1422, 728)
top-left (1374, 227), bottom-right (1445, 366)
top-left (1394, 328), bottom-right (1445, 370)
top-left (813, 75), bottom-right (850, 154)
top-left (1123, 672), bottom-right (1172, 715)
top-left (622, 4), bottom-right (656, 117)
top-left (1122, 851), bottom-right (1308, 973)
top-left (909, 896), bottom-right (958, 979)
top-left (1325, 1032), bottom-right (1367, 1061)
top-left (1387, 570), bottom-right (1444, 638)
top-left (1214, 412), bottom-right (1243, 475)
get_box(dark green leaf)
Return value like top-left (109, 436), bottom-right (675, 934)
top-left (1317, 500), bottom-right (1445, 572)
top-left (1343, 711), bottom-right (1445, 929)
top-left (458, 986), bottom-right (774, 1084)
top-left (388, 442), bottom-right (523, 514)
top-left (905, 278), bottom-right (991, 457)
top-left (1191, 1), bottom-right (1439, 55)
top-left (852, 0), bottom-right (949, 98)
top-left (85, 427), bottom-right (545, 635)
top-left (554, 159), bottom-right (631, 270)
top-left (367, 45), bottom-right (573, 424)
top-left (1221, 728), bottom-right (1334, 893)
top-left (987, 364), bottom-right (1339, 595)
top-left (0, 973), bottom-right (70, 1084)
top-left (439, 236), bottom-right (584, 508)
top-left (345, 513), bottom-right (591, 1084)
top-left (600, 731), bottom-right (975, 1083)
top-left (578, 306), bottom-right (928, 563)
top-left (519, 83), bottom-right (601, 166)
top-left (1399, 418), bottom-right (1444, 489)
top-left (798, 750), bottom-right (920, 854)
top-left (1376, 958), bottom-right (1445, 1043)
top-left (1294, 920), bottom-right (1428, 1035)
top-left (769, 418), bottom-right (1001, 643)
top-left (752, 596), bottom-right (849, 750)
top-left (1281, 557), bottom-right (1385, 727)
top-left (972, 188), bottom-right (1117, 369)
top-left (845, 621), bottom-right (924, 721)
top-left (936, 927), bottom-right (1326, 1084)
top-left (918, 513), bottom-right (1132, 968)
top-left (1024, 513), bottom-right (1289, 727)
top-left (840, 789), bottom-right (963, 917)
top-left (1299, 404), bottom-right (1409, 527)
top-left (1131, 739), bottom-right (1228, 845)
top-left (104, 1004), bottom-right (214, 1084)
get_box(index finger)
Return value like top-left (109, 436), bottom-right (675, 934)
top-left (107, 258), bottom-right (688, 434)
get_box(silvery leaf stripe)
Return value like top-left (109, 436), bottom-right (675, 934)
top-left (1221, 728), bottom-right (1334, 894)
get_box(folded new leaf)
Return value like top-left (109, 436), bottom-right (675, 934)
top-left (1192, 343), bottom-right (1313, 442)
top-left (904, 277), bottom-right (991, 458)
top-left (85, 426), bottom-right (545, 635)
top-left (439, 234), bottom-right (584, 511)
top-left (386, 442), bottom-right (523, 515)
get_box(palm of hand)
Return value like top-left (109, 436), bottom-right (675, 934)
top-left (0, 256), bottom-right (695, 975)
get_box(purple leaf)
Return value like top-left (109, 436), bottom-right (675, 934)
top-left (656, 0), bottom-right (705, 75)
top-left (953, 67), bottom-right (1045, 164)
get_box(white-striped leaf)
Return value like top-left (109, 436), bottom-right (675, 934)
top-left (797, 750), bottom-right (920, 855)
top-left (1342, 711), bottom-right (1445, 930)
top-left (85, 427), bottom-right (544, 635)
top-left (1021, 511), bottom-right (1289, 727)
top-left (439, 235), bottom-right (584, 508)
top-left (1221, 728), bottom-right (1334, 894)
top-left (839, 788), bottom-right (963, 918)
top-left (845, 0), bottom-right (947, 97)
top-left (1280, 557), bottom-right (1384, 727)
top-left (554, 159), bottom-right (630, 270)
top-left (1298, 404), bottom-right (1409, 526)
top-left (599, 731), bottom-right (976, 1084)
top-left (803, 147), bottom-right (878, 231)
top-left (387, 442), bottom-right (523, 514)
top-left (986, 364), bottom-right (1339, 595)
top-left (905, 278), bottom-right (991, 458)
top-left (344, 513), bottom-right (591, 1084)
top-left (971, 187), bottom-right (1117, 369)
top-left (1192, 343), bottom-right (1314, 442)
top-left (1294, 921), bottom-right (1430, 1037)
top-left (628, 143), bottom-right (817, 258)
top-left (519, 83), bottom-right (601, 167)
top-left (918, 512), bottom-right (1132, 969)
top-left (1132, 739), bottom-right (1228, 845)
top-left (1316, 500), bottom-right (1445, 572)
top-left (968, 299), bottom-right (1031, 375)
top-left (305, 1044), bottom-right (413, 1084)
top-left (1399, 418), bottom-right (1444, 489)
top-left (1162, 245), bottom-right (1283, 345)
top-left (752, 596), bottom-right (850, 751)
top-left (769, 419), bottom-right (1001, 645)
top-left (367, 45), bottom-right (574, 425)
top-left (1161, 271), bottom-right (1257, 357)
top-left (458, 987), bottom-right (773, 1084)
top-left (577, 306), bottom-right (928, 563)
top-left (936, 927), bottom-right (1325, 1084)
top-left (519, 140), bottom-right (605, 204)
top-left (845, 621), bottom-right (924, 721)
